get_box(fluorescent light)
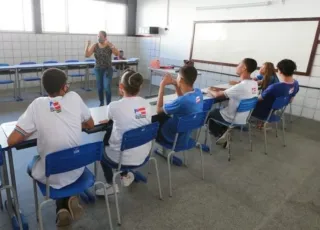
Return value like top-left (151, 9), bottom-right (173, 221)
top-left (196, 1), bottom-right (272, 10)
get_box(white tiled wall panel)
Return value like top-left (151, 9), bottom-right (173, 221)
top-left (0, 32), bottom-right (139, 90)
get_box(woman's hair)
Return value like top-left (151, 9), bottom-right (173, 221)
top-left (121, 69), bottom-right (144, 96)
top-left (261, 62), bottom-right (276, 89)
top-left (99, 30), bottom-right (107, 38)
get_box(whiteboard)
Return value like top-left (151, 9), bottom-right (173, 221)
top-left (190, 19), bottom-right (320, 75)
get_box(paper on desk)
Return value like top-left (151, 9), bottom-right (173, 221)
top-left (1, 121), bottom-right (38, 140)
top-left (90, 106), bottom-right (108, 125)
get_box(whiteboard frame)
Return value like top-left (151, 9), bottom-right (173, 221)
top-left (189, 18), bottom-right (320, 76)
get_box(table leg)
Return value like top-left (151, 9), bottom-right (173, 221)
top-left (149, 70), bottom-right (153, 96)
top-left (1, 151), bottom-right (14, 216)
top-left (15, 69), bottom-right (22, 101)
top-left (7, 149), bottom-right (17, 197)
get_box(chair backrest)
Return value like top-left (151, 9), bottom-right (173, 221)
top-left (120, 122), bottom-right (159, 151)
top-left (20, 61), bottom-right (36, 65)
top-left (85, 59), bottom-right (95, 62)
top-left (237, 97), bottom-right (258, 113)
top-left (0, 63), bottom-right (9, 67)
top-left (45, 142), bottom-right (103, 177)
top-left (177, 111), bottom-right (208, 133)
top-left (65, 59), bottom-right (79, 63)
top-left (43, 60), bottom-right (58, 64)
top-left (203, 98), bottom-right (214, 112)
top-left (272, 96), bottom-right (290, 110)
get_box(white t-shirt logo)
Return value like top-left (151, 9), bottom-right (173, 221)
top-left (252, 87), bottom-right (257, 94)
top-left (196, 96), bottom-right (200, 104)
top-left (49, 101), bottom-right (62, 113)
top-left (134, 107), bottom-right (147, 119)
top-left (289, 87), bottom-right (294, 94)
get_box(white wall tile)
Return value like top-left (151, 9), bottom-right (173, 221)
top-left (292, 95), bottom-right (304, 106)
top-left (2, 33), bottom-right (12, 41)
top-left (304, 97), bottom-right (318, 109)
top-left (317, 99), bottom-right (320, 109)
top-left (301, 108), bottom-right (316, 119)
top-left (3, 41), bottom-right (12, 49)
top-left (295, 76), bottom-right (309, 86)
top-left (306, 88), bottom-right (320, 98)
top-left (314, 110), bottom-right (320, 121)
top-left (3, 49), bottom-right (13, 58)
top-left (309, 77), bottom-right (320, 88)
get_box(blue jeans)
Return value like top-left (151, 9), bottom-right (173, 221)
top-left (94, 67), bottom-right (113, 105)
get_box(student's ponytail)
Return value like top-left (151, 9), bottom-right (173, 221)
top-left (121, 70), bottom-right (144, 96)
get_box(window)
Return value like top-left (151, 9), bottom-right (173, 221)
top-left (41, 0), bottom-right (67, 32)
top-left (41, 0), bottom-right (127, 35)
top-left (0, 0), bottom-right (33, 31)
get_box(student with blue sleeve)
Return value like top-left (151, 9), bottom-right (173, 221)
top-left (153, 65), bottom-right (203, 147)
top-left (252, 59), bottom-right (299, 119)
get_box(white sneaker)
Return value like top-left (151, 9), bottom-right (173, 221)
top-left (121, 172), bottom-right (135, 187)
top-left (95, 183), bottom-right (119, 196)
top-left (216, 130), bottom-right (229, 145)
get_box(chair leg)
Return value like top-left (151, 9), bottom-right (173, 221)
top-left (39, 80), bottom-right (42, 95)
top-left (275, 122), bottom-right (278, 137)
top-left (95, 181), bottom-right (113, 230)
top-left (150, 157), bottom-right (163, 200)
top-left (0, 187), bottom-right (2, 210)
top-left (167, 151), bottom-right (175, 197)
top-left (239, 126), bottom-right (243, 142)
top-left (248, 123), bottom-right (253, 152)
top-left (112, 172), bottom-right (122, 225)
top-left (263, 122), bottom-right (268, 155)
top-left (38, 199), bottom-right (53, 230)
top-left (290, 104), bottom-right (293, 123)
top-left (228, 132), bottom-right (232, 162)
top-left (282, 116), bottom-right (286, 147)
top-left (33, 179), bottom-right (39, 222)
top-left (182, 151), bottom-right (188, 167)
top-left (197, 143), bottom-right (205, 180)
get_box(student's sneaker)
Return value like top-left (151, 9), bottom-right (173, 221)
top-left (216, 130), bottom-right (229, 145)
top-left (56, 208), bottom-right (72, 227)
top-left (121, 172), bottom-right (135, 187)
top-left (68, 196), bottom-right (84, 221)
top-left (95, 183), bottom-right (120, 197)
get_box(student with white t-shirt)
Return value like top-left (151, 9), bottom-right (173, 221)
top-left (7, 68), bottom-right (94, 227)
top-left (206, 58), bottom-right (259, 147)
top-left (96, 70), bottom-right (151, 196)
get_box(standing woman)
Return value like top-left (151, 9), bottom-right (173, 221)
top-left (85, 31), bottom-right (120, 106)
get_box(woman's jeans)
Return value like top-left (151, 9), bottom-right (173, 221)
top-left (94, 67), bottom-right (113, 105)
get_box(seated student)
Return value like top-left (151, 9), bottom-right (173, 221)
top-left (153, 65), bottom-right (203, 147)
top-left (254, 62), bottom-right (279, 91)
top-left (96, 70), bottom-right (151, 196)
top-left (114, 50), bottom-right (126, 60)
top-left (114, 50), bottom-right (128, 71)
top-left (251, 59), bottom-right (299, 120)
top-left (206, 58), bottom-right (259, 147)
top-left (7, 68), bottom-right (94, 227)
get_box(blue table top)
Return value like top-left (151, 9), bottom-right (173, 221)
top-left (0, 58), bottom-right (139, 70)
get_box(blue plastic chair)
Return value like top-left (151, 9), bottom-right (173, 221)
top-left (19, 61), bottom-right (42, 95)
top-left (0, 63), bottom-right (15, 98)
top-left (31, 142), bottom-right (113, 230)
top-left (0, 146), bottom-right (23, 229)
top-left (251, 96), bottom-right (290, 154)
top-left (65, 60), bottom-right (85, 89)
top-left (206, 97), bottom-right (258, 161)
top-left (104, 122), bottom-right (162, 225)
top-left (156, 111), bottom-right (208, 197)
